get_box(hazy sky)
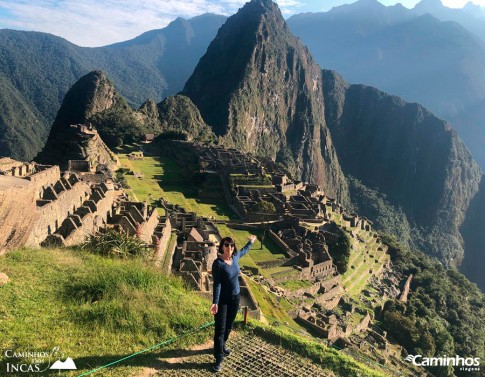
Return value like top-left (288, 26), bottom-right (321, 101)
top-left (0, 0), bottom-right (483, 47)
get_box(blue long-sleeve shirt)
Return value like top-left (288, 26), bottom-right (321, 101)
top-left (212, 241), bottom-right (253, 304)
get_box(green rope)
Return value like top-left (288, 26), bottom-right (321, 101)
top-left (75, 321), bottom-right (214, 377)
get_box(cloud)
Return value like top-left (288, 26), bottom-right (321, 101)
top-left (4, 0), bottom-right (481, 47)
top-left (0, 0), bottom-right (308, 46)
top-left (0, 0), bottom-right (230, 46)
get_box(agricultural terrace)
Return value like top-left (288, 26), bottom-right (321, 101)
top-left (117, 147), bottom-right (233, 220)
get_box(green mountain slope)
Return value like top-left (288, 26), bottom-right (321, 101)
top-left (287, 0), bottom-right (485, 169)
top-left (0, 14), bottom-right (225, 161)
top-left (0, 74), bottom-right (46, 161)
top-left (322, 69), bottom-right (482, 267)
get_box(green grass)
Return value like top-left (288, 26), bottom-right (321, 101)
top-left (118, 153), bottom-right (233, 220)
top-left (0, 248), bottom-right (212, 377)
top-left (245, 278), bottom-right (300, 331)
top-left (240, 320), bottom-right (389, 377)
top-left (214, 225), bottom-right (287, 275)
top-left (279, 279), bottom-right (313, 291)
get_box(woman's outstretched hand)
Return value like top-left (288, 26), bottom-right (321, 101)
top-left (210, 303), bottom-right (218, 315)
top-left (248, 235), bottom-right (257, 244)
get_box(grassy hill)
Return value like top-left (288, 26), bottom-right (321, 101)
top-left (0, 248), bottom-right (211, 376)
top-left (0, 247), bottom-right (389, 377)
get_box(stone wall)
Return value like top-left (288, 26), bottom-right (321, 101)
top-left (25, 179), bottom-right (91, 247)
top-left (0, 176), bottom-right (38, 253)
top-left (24, 165), bottom-right (60, 193)
top-left (239, 274), bottom-right (261, 320)
top-left (268, 229), bottom-right (293, 258)
top-left (139, 209), bottom-right (159, 244)
top-left (154, 217), bottom-right (172, 259)
top-left (63, 189), bottom-right (117, 246)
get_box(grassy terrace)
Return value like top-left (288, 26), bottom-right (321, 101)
top-left (280, 279), bottom-right (313, 291)
top-left (245, 278), bottom-right (300, 330)
top-left (325, 211), bottom-right (389, 298)
top-left (117, 148), bottom-right (232, 220)
top-left (214, 224), bottom-right (287, 276)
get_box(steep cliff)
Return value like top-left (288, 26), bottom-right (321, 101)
top-left (460, 175), bottom-right (485, 291)
top-left (183, 0), bottom-right (349, 203)
top-left (323, 69), bottom-right (482, 265)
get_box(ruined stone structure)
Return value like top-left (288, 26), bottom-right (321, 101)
top-left (297, 305), bottom-right (373, 341)
top-left (0, 158), bottom-right (36, 177)
top-left (197, 146), bottom-right (264, 175)
top-left (0, 159), bottom-right (124, 251)
top-left (68, 124), bottom-right (119, 171)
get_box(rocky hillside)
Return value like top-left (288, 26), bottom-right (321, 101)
top-left (322, 69), bottom-right (482, 267)
top-left (183, 0), bottom-right (349, 204)
top-left (157, 95), bottom-right (215, 142)
top-left (460, 175), bottom-right (485, 291)
top-left (0, 14), bottom-right (225, 161)
top-left (36, 71), bottom-right (159, 167)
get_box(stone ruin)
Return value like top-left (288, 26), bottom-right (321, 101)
top-left (160, 199), bottom-right (260, 318)
top-left (297, 300), bottom-right (373, 342)
top-left (0, 154), bottom-right (167, 255)
top-left (197, 146), bottom-right (264, 176)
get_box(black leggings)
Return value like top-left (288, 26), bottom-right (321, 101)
top-left (213, 294), bottom-right (240, 361)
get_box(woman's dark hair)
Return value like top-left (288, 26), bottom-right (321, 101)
top-left (218, 237), bottom-right (238, 255)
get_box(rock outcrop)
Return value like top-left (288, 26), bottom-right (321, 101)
top-left (0, 272), bottom-right (9, 286)
top-left (157, 95), bottom-right (215, 142)
top-left (322, 69), bottom-right (482, 266)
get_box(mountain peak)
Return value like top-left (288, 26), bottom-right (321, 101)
top-left (50, 70), bottom-right (118, 132)
top-left (183, 0), bottom-right (349, 203)
top-left (414, 0), bottom-right (444, 11)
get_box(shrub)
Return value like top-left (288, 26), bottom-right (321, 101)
top-left (82, 228), bottom-right (150, 259)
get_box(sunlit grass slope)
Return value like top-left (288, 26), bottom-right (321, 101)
top-left (0, 248), bottom-right (212, 376)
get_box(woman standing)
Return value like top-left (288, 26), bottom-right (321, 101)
top-left (210, 234), bottom-right (257, 372)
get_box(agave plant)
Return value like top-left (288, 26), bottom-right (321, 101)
top-left (82, 228), bottom-right (150, 259)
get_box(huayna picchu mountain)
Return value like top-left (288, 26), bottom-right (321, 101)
top-left (182, 0), bottom-right (349, 204)
top-left (184, 0), bottom-right (483, 278)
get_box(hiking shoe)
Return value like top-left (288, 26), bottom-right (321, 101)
top-left (223, 346), bottom-right (231, 356)
top-left (212, 362), bottom-right (222, 372)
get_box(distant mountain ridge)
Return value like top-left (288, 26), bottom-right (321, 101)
top-left (287, 0), bottom-right (485, 170)
top-left (0, 14), bottom-right (226, 161)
